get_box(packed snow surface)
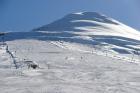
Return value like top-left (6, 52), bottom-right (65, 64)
top-left (0, 12), bottom-right (140, 93)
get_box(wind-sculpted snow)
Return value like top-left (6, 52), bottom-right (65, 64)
top-left (33, 12), bottom-right (119, 31)
top-left (33, 12), bottom-right (140, 40)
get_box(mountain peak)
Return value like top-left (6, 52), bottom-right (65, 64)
top-left (33, 12), bottom-right (120, 32)
top-left (69, 12), bottom-right (103, 16)
top-left (70, 12), bottom-right (105, 17)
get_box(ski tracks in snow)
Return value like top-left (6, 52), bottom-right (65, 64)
top-left (50, 41), bottom-right (140, 64)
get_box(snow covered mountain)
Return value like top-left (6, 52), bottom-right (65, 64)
top-left (33, 12), bottom-right (140, 40)
top-left (32, 12), bottom-right (140, 56)
top-left (1, 12), bottom-right (140, 93)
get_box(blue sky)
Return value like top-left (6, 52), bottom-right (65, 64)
top-left (0, 0), bottom-right (140, 32)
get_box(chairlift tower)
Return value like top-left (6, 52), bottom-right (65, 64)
top-left (0, 33), bottom-right (6, 46)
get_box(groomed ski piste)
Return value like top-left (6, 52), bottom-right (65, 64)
top-left (1, 12), bottom-right (140, 93)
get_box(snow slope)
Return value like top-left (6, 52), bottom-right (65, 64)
top-left (0, 12), bottom-right (140, 93)
top-left (1, 39), bottom-right (140, 93)
top-left (32, 12), bottom-right (140, 58)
